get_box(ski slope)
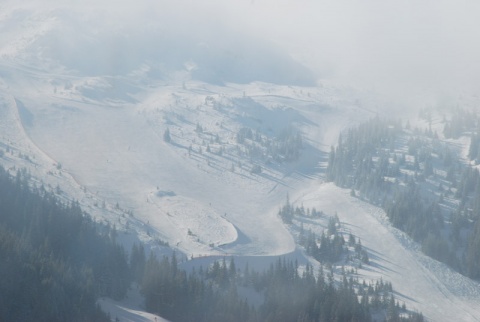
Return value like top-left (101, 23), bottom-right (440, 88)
top-left (3, 75), bottom-right (480, 320)
top-left (293, 182), bottom-right (480, 322)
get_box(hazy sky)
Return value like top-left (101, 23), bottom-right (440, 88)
top-left (109, 0), bottom-right (480, 106)
top-left (243, 0), bottom-right (480, 105)
top-left (4, 0), bottom-right (480, 108)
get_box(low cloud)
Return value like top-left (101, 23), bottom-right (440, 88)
top-left (2, 0), bottom-right (480, 108)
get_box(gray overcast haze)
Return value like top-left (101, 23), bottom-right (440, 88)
top-left (249, 0), bottom-right (480, 108)
top-left (2, 0), bottom-right (480, 110)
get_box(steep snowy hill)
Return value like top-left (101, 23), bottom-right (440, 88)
top-left (292, 182), bottom-right (480, 322)
top-left (3, 71), bottom-right (369, 257)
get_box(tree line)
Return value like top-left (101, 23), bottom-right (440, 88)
top-left (326, 115), bottom-right (480, 280)
top-left (0, 165), bottom-right (424, 321)
top-left (0, 167), bottom-right (129, 321)
top-left (139, 253), bottom-right (423, 322)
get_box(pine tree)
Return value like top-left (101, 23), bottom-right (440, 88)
top-left (163, 128), bottom-right (171, 143)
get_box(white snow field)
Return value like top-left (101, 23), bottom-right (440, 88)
top-left (1, 2), bottom-right (480, 321)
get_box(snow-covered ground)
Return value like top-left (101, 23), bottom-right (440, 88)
top-left (292, 182), bottom-right (480, 322)
top-left (3, 73), bottom-right (480, 320)
top-left (0, 52), bottom-right (370, 257)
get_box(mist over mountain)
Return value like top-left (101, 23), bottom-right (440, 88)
top-left (0, 0), bottom-right (315, 87)
top-left (1, 1), bottom-right (480, 321)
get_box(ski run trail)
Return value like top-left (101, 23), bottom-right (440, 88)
top-left (294, 182), bottom-right (480, 322)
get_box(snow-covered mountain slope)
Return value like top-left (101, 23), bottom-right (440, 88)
top-left (1, 68), bottom-right (368, 257)
top-left (293, 182), bottom-right (480, 322)
top-left (4, 73), bottom-right (480, 321)
top-left (2, 2), bottom-right (480, 321)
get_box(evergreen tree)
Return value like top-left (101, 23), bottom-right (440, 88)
top-left (163, 128), bottom-right (171, 142)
